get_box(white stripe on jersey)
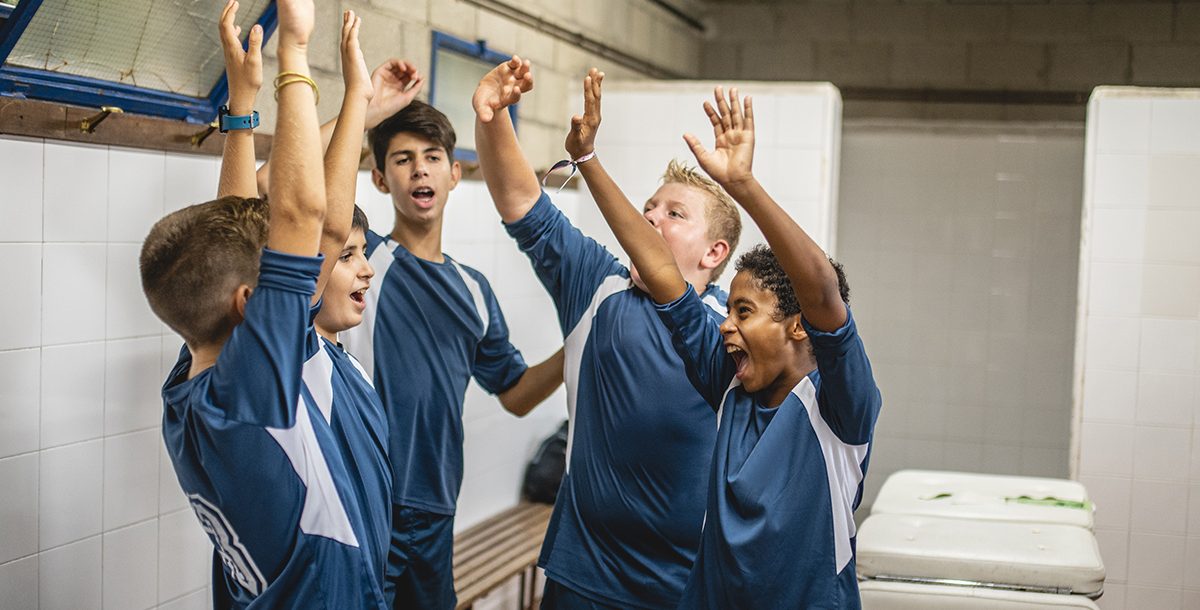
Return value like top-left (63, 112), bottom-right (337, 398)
top-left (561, 275), bottom-right (631, 473)
top-left (341, 240), bottom-right (399, 378)
top-left (793, 376), bottom-right (868, 574)
top-left (303, 345), bottom-right (335, 424)
top-left (266, 394), bottom-right (359, 547)
top-left (449, 260), bottom-right (490, 331)
top-left (701, 293), bottom-right (725, 317)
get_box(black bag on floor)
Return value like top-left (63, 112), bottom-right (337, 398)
top-left (522, 420), bottom-right (569, 504)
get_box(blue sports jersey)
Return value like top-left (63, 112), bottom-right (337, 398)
top-left (656, 285), bottom-right (883, 609)
top-left (307, 335), bottom-right (392, 595)
top-left (340, 233), bottom-right (528, 515)
top-left (161, 249), bottom-right (388, 609)
top-left (506, 193), bottom-right (725, 609)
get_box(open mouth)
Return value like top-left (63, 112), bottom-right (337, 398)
top-left (349, 288), bottom-right (367, 306)
top-left (726, 344), bottom-right (749, 379)
top-left (411, 186), bottom-right (435, 209)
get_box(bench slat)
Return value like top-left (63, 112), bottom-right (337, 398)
top-left (452, 502), bottom-right (552, 610)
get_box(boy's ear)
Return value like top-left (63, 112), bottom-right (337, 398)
top-left (700, 239), bottom-right (731, 272)
top-left (371, 167), bottom-right (389, 194)
top-left (449, 160), bottom-right (462, 191)
top-left (232, 284), bottom-right (253, 323)
top-left (787, 316), bottom-right (808, 342)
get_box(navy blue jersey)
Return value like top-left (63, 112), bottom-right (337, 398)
top-left (305, 335), bottom-right (392, 595)
top-left (506, 193), bottom-right (724, 609)
top-left (656, 286), bottom-right (882, 609)
top-left (340, 233), bottom-right (528, 515)
top-left (161, 249), bottom-right (388, 609)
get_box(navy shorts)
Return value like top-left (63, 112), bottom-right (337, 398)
top-left (385, 504), bottom-right (456, 610)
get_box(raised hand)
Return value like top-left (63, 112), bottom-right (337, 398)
top-left (339, 10), bottom-right (372, 102)
top-left (218, 0), bottom-right (263, 114)
top-left (364, 60), bottom-right (423, 129)
top-left (683, 86), bottom-right (755, 189)
top-left (473, 56), bottom-right (533, 123)
top-left (565, 68), bottom-right (603, 160)
top-left (275, 0), bottom-right (315, 51)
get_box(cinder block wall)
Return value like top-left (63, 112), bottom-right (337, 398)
top-left (254, 0), bottom-right (706, 169)
top-left (699, 0), bottom-right (1200, 121)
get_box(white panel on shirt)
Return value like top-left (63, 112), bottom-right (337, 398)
top-left (793, 376), bottom-right (868, 574)
top-left (304, 345), bottom-right (335, 425)
top-left (561, 275), bottom-right (631, 472)
top-left (449, 260), bottom-right (490, 331)
top-left (341, 241), bottom-right (399, 378)
top-left (266, 393), bottom-right (359, 547)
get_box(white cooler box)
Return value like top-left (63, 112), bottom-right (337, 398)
top-left (871, 470), bottom-right (1094, 529)
top-left (857, 514), bottom-right (1105, 609)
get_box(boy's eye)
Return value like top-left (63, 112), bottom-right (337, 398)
top-left (339, 251), bottom-right (353, 262)
top-left (428, 155), bottom-right (440, 162)
top-left (669, 210), bottom-right (683, 219)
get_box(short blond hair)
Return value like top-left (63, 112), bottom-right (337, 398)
top-left (661, 159), bottom-right (742, 281)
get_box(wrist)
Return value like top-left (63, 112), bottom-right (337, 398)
top-left (277, 42), bottom-right (310, 61)
top-left (721, 175), bottom-right (758, 196)
top-left (227, 97), bottom-right (257, 115)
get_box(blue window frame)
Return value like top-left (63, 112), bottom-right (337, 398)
top-left (0, 0), bottom-right (277, 124)
top-left (428, 31), bottom-right (517, 163)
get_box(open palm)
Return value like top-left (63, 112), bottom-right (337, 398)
top-left (473, 56), bottom-right (533, 123)
top-left (684, 87), bottom-right (755, 188)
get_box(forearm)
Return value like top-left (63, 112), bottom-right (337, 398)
top-left (322, 98), bottom-right (366, 247)
top-left (258, 115), bottom-right (339, 197)
top-left (578, 159), bottom-right (686, 303)
top-left (270, 47), bottom-right (325, 222)
top-left (499, 348), bottom-right (565, 417)
top-left (218, 130), bottom-right (258, 199)
top-left (475, 111), bottom-right (541, 223)
top-left (726, 178), bottom-right (843, 323)
top-left (217, 77), bottom-right (260, 199)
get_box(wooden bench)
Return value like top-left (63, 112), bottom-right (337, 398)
top-left (454, 502), bottom-right (553, 610)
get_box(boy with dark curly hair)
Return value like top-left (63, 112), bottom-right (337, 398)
top-left (575, 77), bottom-right (882, 608)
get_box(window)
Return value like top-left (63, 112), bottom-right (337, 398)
top-left (0, 0), bottom-right (277, 123)
top-left (429, 31), bottom-right (516, 162)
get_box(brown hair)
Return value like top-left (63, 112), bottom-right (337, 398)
top-left (661, 159), bottom-right (742, 281)
top-left (140, 196), bottom-right (269, 346)
top-left (367, 100), bottom-right (457, 171)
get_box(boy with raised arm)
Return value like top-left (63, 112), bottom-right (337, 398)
top-left (587, 81), bottom-right (882, 608)
top-left (330, 70), bottom-right (566, 610)
top-left (473, 61), bottom-right (742, 609)
top-left (142, 2), bottom-right (389, 606)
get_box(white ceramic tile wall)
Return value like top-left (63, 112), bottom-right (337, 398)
top-left (0, 137), bottom-right (214, 609)
top-left (1075, 87), bottom-right (1200, 610)
top-left (1, 132), bottom-right (579, 605)
top-left (837, 123), bottom-right (1085, 513)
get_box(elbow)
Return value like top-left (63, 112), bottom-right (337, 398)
top-left (499, 395), bottom-right (533, 418)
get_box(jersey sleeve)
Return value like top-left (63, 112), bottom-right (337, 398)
top-left (655, 285), bottom-right (738, 411)
top-left (803, 306), bottom-right (882, 445)
top-left (208, 248), bottom-right (324, 427)
top-left (469, 271), bottom-right (529, 395)
top-left (504, 191), bottom-right (629, 336)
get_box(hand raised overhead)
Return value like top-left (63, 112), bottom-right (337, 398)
top-left (473, 56), bottom-right (533, 123)
top-left (565, 68), bottom-right (603, 161)
top-left (365, 60), bottom-right (423, 129)
top-left (683, 86), bottom-right (756, 189)
top-left (218, 0), bottom-right (263, 113)
top-left (339, 10), bottom-right (373, 101)
top-left (275, 0), bottom-right (315, 50)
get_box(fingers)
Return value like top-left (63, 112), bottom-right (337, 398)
top-left (683, 133), bottom-right (707, 161)
top-left (219, 0), bottom-right (239, 50)
top-left (246, 24), bottom-right (263, 64)
top-left (744, 95), bottom-right (754, 132)
top-left (728, 87), bottom-right (742, 131)
top-left (703, 101), bottom-right (724, 138)
top-left (713, 86), bottom-right (733, 133)
top-left (340, 10), bottom-right (353, 46)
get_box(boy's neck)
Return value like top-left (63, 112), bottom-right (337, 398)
top-left (187, 343), bottom-right (222, 379)
top-left (390, 214), bottom-right (444, 262)
top-left (759, 359), bottom-right (818, 408)
top-left (315, 325), bottom-right (337, 344)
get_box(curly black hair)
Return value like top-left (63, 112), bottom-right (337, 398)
top-left (734, 244), bottom-right (850, 321)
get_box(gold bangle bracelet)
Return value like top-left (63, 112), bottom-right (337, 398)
top-left (273, 72), bottom-right (319, 104)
